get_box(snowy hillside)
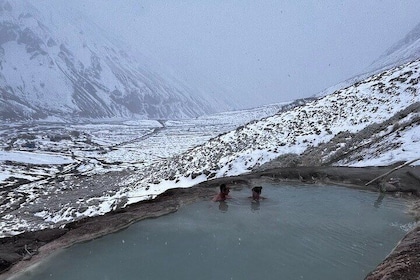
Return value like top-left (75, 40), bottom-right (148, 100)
top-left (118, 59), bottom-right (420, 203)
top-left (368, 22), bottom-right (420, 74)
top-left (0, 0), bottom-right (228, 120)
top-left (297, 102), bottom-right (420, 167)
top-left (317, 21), bottom-right (420, 100)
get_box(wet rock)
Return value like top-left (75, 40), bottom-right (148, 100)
top-left (379, 182), bottom-right (398, 192)
top-left (0, 228), bottom-right (67, 274)
top-left (0, 252), bottom-right (20, 273)
top-left (365, 226), bottom-right (420, 280)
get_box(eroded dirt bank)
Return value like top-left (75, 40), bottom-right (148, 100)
top-left (364, 226), bottom-right (420, 280)
top-left (1, 165), bottom-right (419, 280)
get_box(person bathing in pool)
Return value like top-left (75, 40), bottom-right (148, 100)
top-left (212, 183), bottom-right (231, 202)
top-left (249, 186), bottom-right (266, 201)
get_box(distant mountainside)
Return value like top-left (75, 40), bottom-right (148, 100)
top-left (317, 21), bottom-right (420, 100)
top-left (368, 22), bottom-right (420, 73)
top-left (0, 0), bottom-right (229, 121)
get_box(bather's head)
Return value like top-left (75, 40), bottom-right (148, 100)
top-left (251, 186), bottom-right (262, 200)
top-left (220, 183), bottom-right (230, 194)
top-left (252, 186), bottom-right (262, 194)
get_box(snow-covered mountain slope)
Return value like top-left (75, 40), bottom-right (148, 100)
top-left (317, 21), bottom-right (420, 100)
top-left (334, 104), bottom-right (419, 167)
top-left (368, 22), bottom-right (420, 74)
top-left (290, 102), bottom-right (420, 167)
top-left (0, 0), bottom-right (227, 120)
top-left (115, 59), bottom-right (420, 203)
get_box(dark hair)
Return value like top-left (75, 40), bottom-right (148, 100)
top-left (220, 183), bottom-right (227, 192)
top-left (252, 186), bottom-right (262, 194)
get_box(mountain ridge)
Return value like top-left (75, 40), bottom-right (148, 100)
top-left (369, 22), bottom-right (420, 72)
top-left (0, 0), bottom-right (229, 121)
top-left (317, 21), bottom-right (420, 102)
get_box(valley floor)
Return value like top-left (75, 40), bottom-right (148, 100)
top-left (0, 165), bottom-right (419, 280)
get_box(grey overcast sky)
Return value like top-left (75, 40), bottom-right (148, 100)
top-left (56, 0), bottom-right (420, 109)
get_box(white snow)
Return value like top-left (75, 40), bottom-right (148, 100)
top-left (0, 151), bottom-right (74, 165)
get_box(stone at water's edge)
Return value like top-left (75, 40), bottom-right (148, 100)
top-left (364, 226), bottom-right (420, 280)
top-left (0, 228), bottom-right (67, 274)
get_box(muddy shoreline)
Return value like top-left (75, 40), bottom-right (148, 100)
top-left (1, 165), bottom-right (419, 280)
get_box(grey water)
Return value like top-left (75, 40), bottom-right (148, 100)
top-left (13, 184), bottom-right (414, 280)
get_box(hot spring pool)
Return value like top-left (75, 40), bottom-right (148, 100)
top-left (12, 183), bottom-right (415, 280)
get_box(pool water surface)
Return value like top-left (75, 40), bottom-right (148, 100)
top-left (12, 183), bottom-right (415, 280)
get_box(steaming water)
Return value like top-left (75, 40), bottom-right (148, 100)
top-left (13, 184), bottom-right (414, 280)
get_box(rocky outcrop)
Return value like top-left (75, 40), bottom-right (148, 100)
top-left (0, 228), bottom-right (67, 274)
top-left (365, 226), bottom-right (420, 280)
